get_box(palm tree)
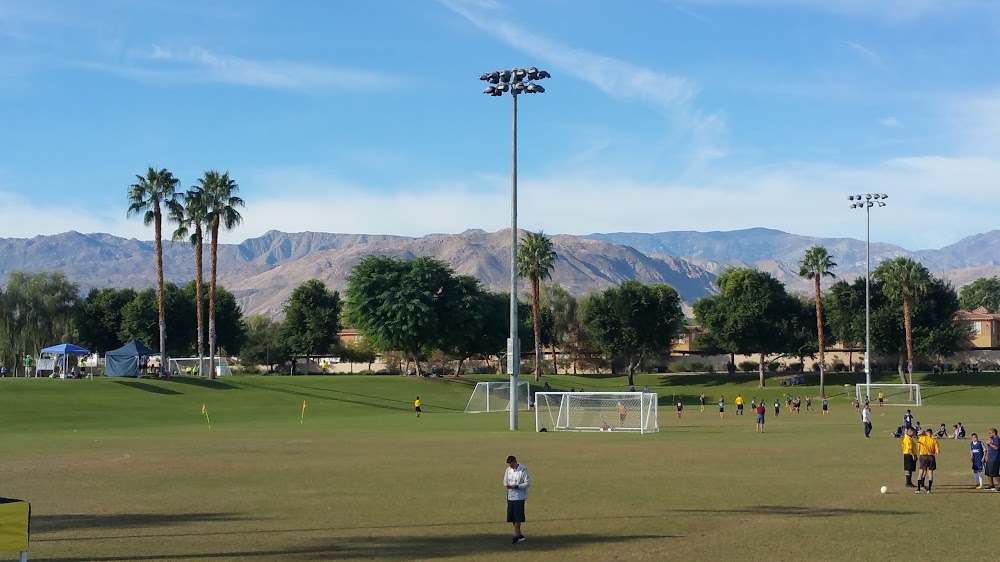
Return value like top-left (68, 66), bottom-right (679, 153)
top-left (798, 246), bottom-right (836, 398)
top-left (517, 231), bottom-right (557, 381)
top-left (127, 167), bottom-right (180, 372)
top-left (875, 257), bottom-right (931, 385)
top-left (169, 186), bottom-right (209, 377)
top-left (202, 171), bottom-right (244, 379)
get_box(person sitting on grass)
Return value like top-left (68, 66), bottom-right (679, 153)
top-left (936, 424), bottom-right (948, 438)
top-left (958, 423), bottom-right (967, 439)
top-left (891, 426), bottom-right (904, 438)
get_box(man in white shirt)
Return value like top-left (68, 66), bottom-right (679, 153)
top-left (503, 455), bottom-right (530, 544)
top-left (862, 404), bottom-right (872, 438)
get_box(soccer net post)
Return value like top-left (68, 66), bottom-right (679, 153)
top-left (464, 381), bottom-right (532, 413)
top-left (856, 383), bottom-right (921, 406)
top-left (167, 357), bottom-right (233, 377)
top-left (534, 392), bottom-right (658, 433)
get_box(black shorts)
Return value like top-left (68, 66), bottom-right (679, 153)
top-left (822, 405), bottom-right (828, 411)
top-left (903, 456), bottom-right (916, 472)
top-left (919, 456), bottom-right (937, 471)
top-left (719, 407), bottom-right (724, 413)
top-left (986, 460), bottom-right (1000, 478)
top-left (507, 500), bottom-right (526, 523)
top-left (737, 404), bottom-right (744, 411)
top-left (415, 407), bottom-right (422, 413)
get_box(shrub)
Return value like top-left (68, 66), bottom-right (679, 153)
top-left (787, 362), bottom-right (803, 373)
top-left (767, 361), bottom-right (781, 372)
top-left (738, 361), bottom-right (757, 373)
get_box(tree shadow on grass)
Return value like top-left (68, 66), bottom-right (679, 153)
top-left (112, 380), bottom-right (183, 395)
top-left (921, 371), bottom-right (1000, 387)
top-left (238, 380), bottom-right (410, 412)
top-left (33, 512), bottom-right (249, 533)
top-left (284, 383), bottom-right (465, 412)
top-left (658, 373), bottom-right (763, 387)
top-left (669, 505), bottom-right (916, 517)
top-left (165, 377), bottom-right (238, 390)
top-left (38, 532), bottom-right (674, 561)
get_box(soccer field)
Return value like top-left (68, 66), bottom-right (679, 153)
top-left (1, 372), bottom-right (997, 562)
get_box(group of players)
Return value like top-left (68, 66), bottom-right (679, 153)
top-left (898, 409), bottom-right (1000, 493)
top-left (675, 392), bottom-right (831, 420)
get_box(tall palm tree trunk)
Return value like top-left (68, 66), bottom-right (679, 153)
top-left (903, 295), bottom-right (914, 387)
top-left (195, 232), bottom-right (205, 378)
top-left (154, 203), bottom-right (167, 375)
top-left (208, 224), bottom-right (219, 380)
top-left (814, 275), bottom-right (826, 397)
top-left (531, 274), bottom-right (542, 381)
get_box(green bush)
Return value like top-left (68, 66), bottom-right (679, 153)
top-left (738, 361), bottom-right (757, 373)
top-left (787, 362), bottom-right (803, 373)
top-left (767, 361), bottom-right (781, 372)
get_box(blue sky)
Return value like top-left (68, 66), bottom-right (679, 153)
top-left (1, 0), bottom-right (998, 249)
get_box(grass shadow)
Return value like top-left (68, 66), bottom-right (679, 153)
top-left (239, 380), bottom-right (411, 412)
top-left (669, 505), bottom-right (916, 517)
top-left (112, 380), bottom-right (183, 395)
top-left (34, 512), bottom-right (249, 532)
top-left (37, 532), bottom-right (674, 561)
top-left (285, 382), bottom-right (465, 412)
top-left (166, 377), bottom-right (238, 390)
top-left (921, 372), bottom-right (1000, 387)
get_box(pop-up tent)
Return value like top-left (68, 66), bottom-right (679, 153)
top-left (40, 342), bottom-right (91, 377)
top-left (104, 339), bottom-right (156, 378)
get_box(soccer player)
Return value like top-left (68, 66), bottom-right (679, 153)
top-left (618, 402), bottom-right (627, 425)
top-left (503, 455), bottom-right (530, 543)
top-left (750, 397), bottom-right (757, 411)
top-left (985, 428), bottom-right (1000, 490)
top-left (699, 393), bottom-right (706, 412)
top-left (676, 400), bottom-right (683, 418)
top-left (805, 396), bottom-right (813, 412)
top-left (903, 409), bottom-right (914, 431)
top-left (735, 394), bottom-right (745, 416)
top-left (902, 427), bottom-right (917, 488)
top-left (773, 399), bottom-right (780, 417)
top-left (877, 390), bottom-right (884, 407)
top-left (718, 396), bottom-right (725, 418)
top-left (755, 401), bottom-right (766, 433)
top-left (861, 404), bottom-right (872, 438)
top-left (414, 396), bottom-right (422, 418)
top-left (915, 429), bottom-right (941, 494)
top-left (821, 396), bottom-right (829, 415)
top-left (970, 433), bottom-right (986, 489)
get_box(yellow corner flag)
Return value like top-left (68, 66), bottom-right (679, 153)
top-left (202, 403), bottom-right (212, 429)
top-left (300, 400), bottom-right (307, 424)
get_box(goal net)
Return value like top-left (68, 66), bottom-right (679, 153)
top-left (168, 357), bottom-right (233, 377)
top-left (534, 392), bottom-right (658, 433)
top-left (465, 381), bottom-right (531, 413)
top-left (856, 383), bottom-right (921, 407)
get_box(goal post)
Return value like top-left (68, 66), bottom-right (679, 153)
top-left (856, 383), bottom-right (921, 406)
top-left (465, 381), bottom-right (531, 413)
top-left (534, 392), bottom-right (658, 433)
top-left (168, 357), bottom-right (232, 377)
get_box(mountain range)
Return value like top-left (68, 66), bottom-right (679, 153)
top-left (1, 227), bottom-right (999, 318)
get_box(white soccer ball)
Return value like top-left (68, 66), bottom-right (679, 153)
top-left (880, 486), bottom-right (888, 494)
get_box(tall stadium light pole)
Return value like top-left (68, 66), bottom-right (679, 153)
top-left (480, 67), bottom-right (550, 431)
top-left (849, 193), bottom-right (888, 402)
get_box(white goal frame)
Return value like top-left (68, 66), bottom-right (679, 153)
top-left (168, 357), bottom-right (233, 377)
top-left (534, 392), bottom-right (658, 434)
top-left (464, 381), bottom-right (531, 413)
top-left (856, 383), bottom-right (921, 407)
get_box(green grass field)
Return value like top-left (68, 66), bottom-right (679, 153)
top-left (2, 371), bottom-right (998, 561)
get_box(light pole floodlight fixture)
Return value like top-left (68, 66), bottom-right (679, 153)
top-left (881, 193), bottom-right (888, 199)
top-left (848, 195), bottom-right (855, 201)
top-left (866, 194), bottom-right (872, 200)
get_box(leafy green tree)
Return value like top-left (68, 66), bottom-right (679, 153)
top-left (340, 341), bottom-right (378, 372)
top-left (119, 282), bottom-right (195, 359)
top-left (169, 185), bottom-right (209, 376)
top-left (0, 271), bottom-right (81, 369)
top-left (958, 276), bottom-right (1000, 313)
top-left (540, 283), bottom-right (577, 375)
top-left (874, 257), bottom-right (931, 383)
top-left (798, 245), bottom-right (837, 397)
top-left (76, 287), bottom-right (138, 354)
top-left (440, 275), bottom-right (491, 375)
top-left (239, 314), bottom-right (286, 373)
top-left (279, 279), bottom-right (341, 367)
top-left (823, 278), bottom-right (866, 368)
top-left (181, 281), bottom-right (245, 357)
top-left (581, 280), bottom-right (684, 386)
top-left (127, 166), bottom-right (181, 371)
top-left (202, 170), bottom-right (245, 378)
top-left (517, 231), bottom-right (557, 381)
top-left (693, 268), bottom-right (799, 387)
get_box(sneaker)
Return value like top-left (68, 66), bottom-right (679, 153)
top-left (905, 483), bottom-right (915, 488)
top-left (516, 536), bottom-right (526, 543)
top-left (976, 485), bottom-right (984, 489)
top-left (511, 537), bottom-right (519, 544)
top-left (914, 489), bottom-right (921, 494)
top-left (925, 490), bottom-right (931, 494)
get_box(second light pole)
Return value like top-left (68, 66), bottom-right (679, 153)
top-left (849, 193), bottom-right (887, 402)
top-left (480, 67), bottom-right (550, 431)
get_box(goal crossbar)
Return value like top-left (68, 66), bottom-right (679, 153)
top-left (465, 381), bottom-right (531, 413)
top-left (534, 392), bottom-right (658, 433)
top-left (856, 383), bottom-right (921, 407)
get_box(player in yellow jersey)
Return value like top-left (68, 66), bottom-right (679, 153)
top-left (901, 427), bottom-right (917, 488)
top-left (916, 429), bottom-right (941, 493)
top-left (414, 396), bottom-right (422, 418)
top-left (735, 394), bottom-right (745, 416)
top-left (877, 390), bottom-right (884, 407)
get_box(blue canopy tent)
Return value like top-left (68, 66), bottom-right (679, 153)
top-left (39, 343), bottom-right (91, 378)
top-left (104, 339), bottom-right (156, 378)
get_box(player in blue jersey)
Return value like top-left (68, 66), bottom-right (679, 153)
top-left (971, 433), bottom-right (986, 489)
top-left (903, 410), bottom-right (914, 430)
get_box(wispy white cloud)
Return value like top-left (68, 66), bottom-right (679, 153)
top-left (439, 0), bottom-right (725, 146)
top-left (0, 189), bottom-right (148, 241)
top-left (845, 41), bottom-right (887, 70)
top-left (82, 46), bottom-right (400, 91)
top-left (879, 116), bottom-right (903, 128)
top-left (675, 0), bottom-right (985, 21)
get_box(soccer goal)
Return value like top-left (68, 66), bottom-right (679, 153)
top-left (856, 383), bottom-right (921, 406)
top-left (534, 392), bottom-right (658, 433)
top-left (168, 357), bottom-right (233, 377)
top-left (465, 381), bottom-right (531, 413)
